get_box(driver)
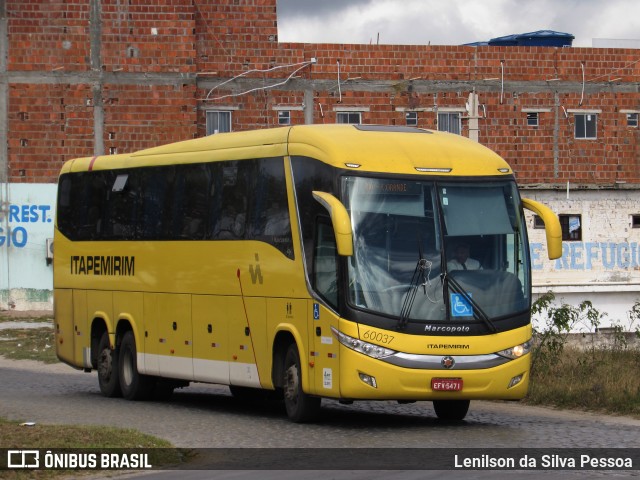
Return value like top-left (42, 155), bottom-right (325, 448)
top-left (447, 242), bottom-right (481, 271)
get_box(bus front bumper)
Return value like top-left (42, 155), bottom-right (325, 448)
top-left (337, 343), bottom-right (531, 401)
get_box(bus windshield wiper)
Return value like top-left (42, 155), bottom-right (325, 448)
top-left (443, 272), bottom-right (497, 334)
top-left (397, 237), bottom-right (431, 331)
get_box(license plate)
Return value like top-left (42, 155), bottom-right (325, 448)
top-left (431, 378), bottom-right (463, 391)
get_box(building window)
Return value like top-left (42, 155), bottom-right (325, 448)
top-left (206, 111), bottom-right (232, 135)
top-left (278, 110), bottom-right (291, 125)
top-left (526, 112), bottom-right (539, 127)
top-left (533, 215), bottom-right (545, 229)
top-left (438, 112), bottom-right (461, 135)
top-left (559, 214), bottom-right (582, 241)
top-left (405, 111), bottom-right (418, 126)
top-left (574, 113), bottom-right (597, 139)
top-left (336, 112), bottom-right (362, 124)
top-left (627, 113), bottom-right (639, 127)
top-left (631, 215), bottom-right (640, 228)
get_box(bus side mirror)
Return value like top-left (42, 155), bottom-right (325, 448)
top-left (312, 191), bottom-right (353, 256)
top-left (521, 197), bottom-right (562, 260)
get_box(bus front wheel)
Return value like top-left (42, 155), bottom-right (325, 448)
top-left (97, 332), bottom-right (121, 397)
top-left (433, 399), bottom-right (470, 421)
top-left (119, 331), bottom-right (155, 400)
top-left (283, 344), bottom-right (321, 423)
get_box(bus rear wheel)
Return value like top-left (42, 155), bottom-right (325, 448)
top-left (119, 331), bottom-right (155, 400)
top-left (283, 344), bottom-right (321, 423)
top-left (97, 332), bottom-right (121, 397)
top-left (433, 399), bottom-right (470, 421)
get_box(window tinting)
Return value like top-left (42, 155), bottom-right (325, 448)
top-left (440, 185), bottom-right (516, 236)
top-left (56, 158), bottom-right (293, 258)
top-left (291, 156), bottom-right (338, 277)
top-left (313, 219), bottom-right (338, 308)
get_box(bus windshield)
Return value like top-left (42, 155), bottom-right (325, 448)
top-left (342, 177), bottom-right (529, 324)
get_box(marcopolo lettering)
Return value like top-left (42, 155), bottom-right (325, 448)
top-left (424, 325), bottom-right (470, 333)
top-left (70, 256), bottom-right (135, 276)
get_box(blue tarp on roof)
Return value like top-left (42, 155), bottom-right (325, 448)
top-left (487, 34), bottom-right (519, 46)
top-left (487, 30), bottom-right (574, 47)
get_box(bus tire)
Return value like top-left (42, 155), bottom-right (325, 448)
top-left (97, 331), bottom-right (121, 398)
top-left (433, 399), bottom-right (470, 421)
top-left (118, 331), bottom-right (154, 400)
top-left (283, 344), bottom-right (321, 423)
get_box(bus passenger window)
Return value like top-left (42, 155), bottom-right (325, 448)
top-left (247, 157), bottom-right (293, 258)
top-left (175, 164), bottom-right (210, 240)
top-left (106, 171), bottom-right (141, 239)
top-left (217, 189), bottom-right (246, 239)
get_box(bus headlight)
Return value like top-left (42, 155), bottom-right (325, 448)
top-left (497, 340), bottom-right (531, 360)
top-left (331, 327), bottom-right (396, 359)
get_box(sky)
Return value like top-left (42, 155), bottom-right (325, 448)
top-left (276, 0), bottom-right (640, 47)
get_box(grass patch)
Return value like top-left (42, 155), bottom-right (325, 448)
top-left (0, 417), bottom-right (176, 449)
top-left (527, 346), bottom-right (640, 418)
top-left (0, 313), bottom-right (53, 323)
top-left (0, 328), bottom-right (58, 364)
top-left (0, 417), bottom-right (189, 478)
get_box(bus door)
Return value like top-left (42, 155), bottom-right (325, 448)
top-left (307, 219), bottom-right (341, 397)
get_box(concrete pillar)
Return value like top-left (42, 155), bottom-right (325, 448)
top-left (90, 0), bottom-right (104, 155)
top-left (304, 89), bottom-right (314, 125)
top-left (467, 91), bottom-right (479, 143)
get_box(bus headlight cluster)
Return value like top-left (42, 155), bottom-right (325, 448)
top-left (496, 340), bottom-right (531, 360)
top-left (331, 327), bottom-right (396, 359)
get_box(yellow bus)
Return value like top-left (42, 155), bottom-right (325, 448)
top-left (54, 124), bottom-right (561, 422)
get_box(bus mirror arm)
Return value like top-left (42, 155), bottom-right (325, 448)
top-left (521, 197), bottom-right (562, 260)
top-left (312, 191), bottom-right (354, 256)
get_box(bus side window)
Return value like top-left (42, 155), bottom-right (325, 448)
top-left (313, 219), bottom-right (338, 308)
top-left (215, 161), bottom-right (247, 239)
top-left (248, 158), bottom-right (293, 258)
top-left (140, 166), bottom-right (175, 240)
top-left (56, 174), bottom-right (75, 238)
top-left (174, 164), bottom-right (211, 240)
top-left (105, 171), bottom-right (142, 239)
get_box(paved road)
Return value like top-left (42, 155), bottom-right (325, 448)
top-left (1, 356), bottom-right (638, 450)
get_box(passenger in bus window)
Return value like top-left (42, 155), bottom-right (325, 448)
top-left (264, 202), bottom-right (290, 236)
top-left (447, 242), bottom-right (481, 271)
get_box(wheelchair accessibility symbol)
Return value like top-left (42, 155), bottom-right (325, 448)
top-left (450, 293), bottom-right (473, 317)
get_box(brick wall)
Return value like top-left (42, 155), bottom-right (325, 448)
top-left (3, 0), bottom-right (640, 185)
top-left (7, 0), bottom-right (90, 72)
